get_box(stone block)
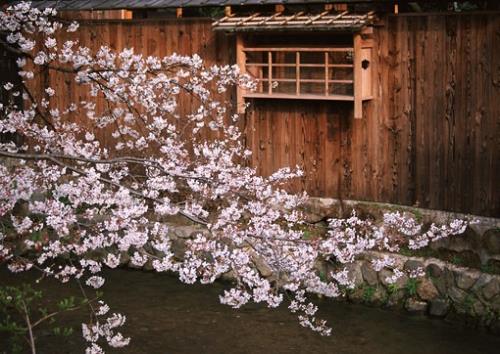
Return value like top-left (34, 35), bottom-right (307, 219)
top-left (417, 278), bottom-right (439, 301)
top-left (429, 299), bottom-right (450, 317)
top-left (379, 269), bottom-right (408, 289)
top-left (448, 286), bottom-right (467, 304)
top-left (404, 260), bottom-right (425, 272)
top-left (483, 229), bottom-right (500, 255)
top-left (426, 263), bottom-right (443, 278)
top-left (361, 261), bottom-right (379, 286)
top-left (405, 298), bottom-right (428, 313)
top-left (344, 262), bottom-right (364, 288)
top-left (482, 279), bottom-right (500, 300)
top-left (455, 271), bottom-right (477, 290)
top-left (174, 225), bottom-right (198, 239)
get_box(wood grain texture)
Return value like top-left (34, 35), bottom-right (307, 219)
top-left (22, 15), bottom-right (500, 217)
top-left (246, 14), bottom-right (499, 217)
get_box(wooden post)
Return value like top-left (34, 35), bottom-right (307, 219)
top-left (275, 4), bottom-right (285, 13)
top-left (324, 4), bottom-right (333, 11)
top-left (224, 6), bottom-right (232, 17)
top-left (121, 10), bottom-right (133, 19)
top-left (176, 7), bottom-right (183, 18)
top-left (394, 2), bottom-right (399, 15)
top-left (353, 33), bottom-right (362, 119)
top-left (296, 51), bottom-right (300, 95)
top-left (324, 52), bottom-right (329, 96)
top-left (236, 35), bottom-right (246, 114)
top-left (334, 4), bottom-right (348, 11)
top-left (268, 51), bottom-right (272, 94)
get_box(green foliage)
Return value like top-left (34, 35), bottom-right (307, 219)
top-left (58, 195), bottom-right (71, 206)
top-left (387, 283), bottom-right (399, 296)
top-left (52, 326), bottom-right (74, 337)
top-left (0, 283), bottom-right (82, 353)
top-left (405, 278), bottom-right (418, 297)
top-left (362, 285), bottom-right (376, 303)
top-left (58, 296), bottom-right (76, 311)
top-left (318, 270), bottom-right (327, 282)
top-left (480, 263), bottom-right (494, 274)
top-left (398, 246), bottom-right (414, 257)
top-left (451, 255), bottom-right (464, 266)
top-left (0, 284), bottom-right (40, 353)
top-left (462, 294), bottom-right (475, 313)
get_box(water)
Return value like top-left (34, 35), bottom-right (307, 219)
top-left (1, 268), bottom-right (499, 354)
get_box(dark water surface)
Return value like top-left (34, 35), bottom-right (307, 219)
top-left (1, 267), bottom-right (499, 354)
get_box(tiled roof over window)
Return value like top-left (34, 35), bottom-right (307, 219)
top-left (10, 1), bottom-right (381, 10)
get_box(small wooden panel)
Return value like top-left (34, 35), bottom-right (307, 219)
top-left (275, 4), bottom-right (285, 13)
top-left (361, 47), bottom-right (372, 99)
top-left (243, 93), bottom-right (354, 101)
top-left (353, 33), bottom-right (362, 119)
top-left (334, 4), bottom-right (348, 12)
top-left (236, 34), bottom-right (245, 113)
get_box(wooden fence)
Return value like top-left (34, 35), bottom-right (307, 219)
top-left (247, 13), bottom-right (499, 217)
top-left (30, 14), bottom-right (500, 217)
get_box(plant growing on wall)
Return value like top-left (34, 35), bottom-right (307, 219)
top-left (0, 2), bottom-right (472, 353)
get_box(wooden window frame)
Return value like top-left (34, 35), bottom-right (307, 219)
top-left (236, 33), bottom-right (374, 119)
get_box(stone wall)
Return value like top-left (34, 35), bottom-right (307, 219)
top-left (340, 252), bottom-right (500, 333)
top-left (124, 199), bottom-right (500, 333)
top-left (304, 198), bottom-right (500, 273)
top-left (304, 198), bottom-right (500, 332)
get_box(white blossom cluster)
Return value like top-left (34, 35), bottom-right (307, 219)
top-left (325, 211), bottom-right (471, 285)
top-left (0, 2), bottom-right (473, 350)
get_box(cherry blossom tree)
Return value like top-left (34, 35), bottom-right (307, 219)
top-left (0, 2), bottom-right (471, 353)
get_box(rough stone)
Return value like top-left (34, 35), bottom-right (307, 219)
top-left (345, 262), bottom-right (364, 288)
top-left (252, 254), bottom-right (273, 277)
top-left (350, 284), bottom-right (387, 305)
top-left (304, 211), bottom-right (324, 224)
top-left (483, 229), bottom-right (500, 255)
top-left (471, 301), bottom-right (486, 317)
top-left (431, 270), bottom-right (451, 296)
top-left (346, 285), bottom-right (365, 303)
top-left (386, 288), bottom-right (406, 305)
top-left (482, 279), bottom-right (500, 300)
top-left (417, 278), bottom-right (439, 300)
top-left (448, 287), bottom-right (467, 304)
top-left (171, 238), bottom-right (187, 258)
top-left (361, 262), bottom-right (379, 286)
top-left (471, 274), bottom-right (490, 295)
top-left (143, 260), bottom-right (154, 271)
top-left (455, 271), bottom-right (477, 290)
top-left (430, 227), bottom-right (481, 253)
top-left (303, 198), bottom-right (339, 219)
top-left (220, 270), bottom-right (237, 282)
top-left (119, 251), bottom-right (130, 266)
top-left (404, 260), bottom-right (425, 272)
top-left (12, 200), bottom-right (29, 217)
top-left (127, 260), bottom-right (142, 270)
top-left (379, 269), bottom-right (408, 289)
top-left (426, 263), bottom-right (443, 278)
top-left (370, 286), bottom-right (388, 305)
top-left (429, 299), bottom-right (450, 317)
top-left (405, 298), bottom-right (427, 313)
top-left (174, 226), bottom-right (198, 239)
